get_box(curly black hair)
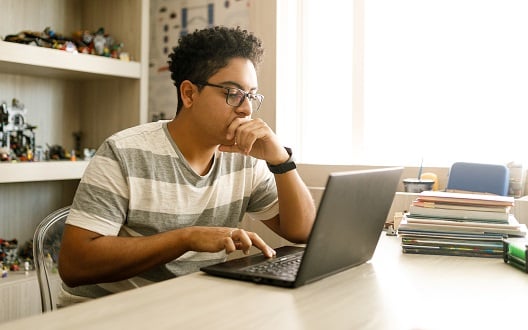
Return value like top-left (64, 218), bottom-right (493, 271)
top-left (168, 26), bottom-right (264, 114)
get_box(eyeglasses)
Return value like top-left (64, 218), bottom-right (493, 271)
top-left (193, 81), bottom-right (264, 112)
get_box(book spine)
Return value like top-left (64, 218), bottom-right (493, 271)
top-left (409, 205), bottom-right (509, 222)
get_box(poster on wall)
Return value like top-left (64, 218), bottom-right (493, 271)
top-left (149, 0), bottom-right (252, 121)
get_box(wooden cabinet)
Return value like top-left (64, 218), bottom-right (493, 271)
top-left (0, 0), bottom-right (149, 322)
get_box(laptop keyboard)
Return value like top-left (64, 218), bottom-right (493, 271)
top-left (241, 252), bottom-right (303, 280)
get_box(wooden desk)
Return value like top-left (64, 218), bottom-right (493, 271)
top-left (4, 235), bottom-right (527, 329)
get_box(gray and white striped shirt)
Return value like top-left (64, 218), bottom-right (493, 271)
top-left (62, 120), bottom-right (278, 300)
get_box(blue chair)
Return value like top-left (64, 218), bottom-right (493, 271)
top-left (446, 162), bottom-right (509, 196)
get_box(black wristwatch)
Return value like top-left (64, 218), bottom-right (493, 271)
top-left (267, 147), bottom-right (296, 174)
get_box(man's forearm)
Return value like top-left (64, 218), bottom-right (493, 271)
top-left (59, 226), bottom-right (191, 287)
top-left (274, 171), bottom-right (316, 243)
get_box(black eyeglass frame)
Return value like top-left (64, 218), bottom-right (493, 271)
top-left (193, 81), bottom-right (264, 112)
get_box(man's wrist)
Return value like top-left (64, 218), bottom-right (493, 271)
top-left (267, 147), bottom-right (296, 174)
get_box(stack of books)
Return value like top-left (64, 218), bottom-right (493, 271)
top-left (398, 191), bottom-right (527, 258)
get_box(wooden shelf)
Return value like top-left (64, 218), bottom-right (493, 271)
top-left (0, 160), bottom-right (89, 183)
top-left (0, 0), bottom-right (148, 322)
top-left (0, 41), bottom-right (141, 80)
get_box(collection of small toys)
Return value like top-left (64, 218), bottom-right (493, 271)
top-left (0, 98), bottom-right (92, 162)
top-left (0, 99), bottom-right (37, 161)
top-left (1, 238), bottom-right (33, 277)
top-left (1, 238), bottom-right (19, 274)
top-left (3, 27), bottom-right (130, 61)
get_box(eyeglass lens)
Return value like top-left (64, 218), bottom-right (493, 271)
top-left (194, 82), bottom-right (263, 111)
top-left (226, 89), bottom-right (262, 111)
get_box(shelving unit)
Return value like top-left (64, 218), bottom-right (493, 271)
top-left (0, 40), bottom-right (142, 80)
top-left (0, 0), bottom-right (149, 322)
top-left (0, 161), bottom-right (89, 183)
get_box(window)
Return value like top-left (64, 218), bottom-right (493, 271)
top-left (277, 0), bottom-right (528, 167)
top-left (277, 0), bottom-right (355, 164)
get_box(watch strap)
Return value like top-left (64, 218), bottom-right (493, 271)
top-left (267, 147), bottom-right (296, 174)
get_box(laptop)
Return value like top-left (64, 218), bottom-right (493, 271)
top-left (201, 167), bottom-right (403, 288)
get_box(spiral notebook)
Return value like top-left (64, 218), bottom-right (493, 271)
top-left (200, 167), bottom-right (403, 288)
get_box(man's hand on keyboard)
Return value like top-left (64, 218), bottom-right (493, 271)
top-left (227, 228), bottom-right (277, 258)
top-left (184, 227), bottom-right (276, 258)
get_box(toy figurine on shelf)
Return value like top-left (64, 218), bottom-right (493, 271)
top-left (72, 29), bottom-right (94, 54)
top-left (0, 148), bottom-right (10, 161)
top-left (0, 238), bottom-right (19, 269)
top-left (0, 99), bottom-right (37, 161)
top-left (0, 103), bottom-right (9, 161)
top-left (71, 27), bottom-right (126, 59)
top-left (47, 144), bottom-right (67, 160)
top-left (83, 148), bottom-right (96, 160)
top-left (93, 28), bottom-right (106, 56)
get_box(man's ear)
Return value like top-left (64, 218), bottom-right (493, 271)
top-left (180, 80), bottom-right (196, 108)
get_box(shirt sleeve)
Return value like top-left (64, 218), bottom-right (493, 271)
top-left (66, 140), bottom-right (130, 236)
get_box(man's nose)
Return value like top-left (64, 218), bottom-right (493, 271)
top-left (234, 96), bottom-right (253, 117)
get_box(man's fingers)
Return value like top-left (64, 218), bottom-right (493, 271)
top-left (223, 236), bottom-right (236, 254)
top-left (227, 229), bottom-right (276, 258)
top-left (224, 118), bottom-right (269, 155)
top-left (229, 229), bottom-right (252, 254)
top-left (248, 232), bottom-right (276, 258)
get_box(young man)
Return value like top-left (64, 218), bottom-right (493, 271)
top-left (58, 26), bottom-right (315, 305)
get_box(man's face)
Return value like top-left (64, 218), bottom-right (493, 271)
top-left (192, 57), bottom-right (259, 146)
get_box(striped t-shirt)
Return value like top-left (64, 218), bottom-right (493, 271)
top-left (62, 120), bottom-right (279, 300)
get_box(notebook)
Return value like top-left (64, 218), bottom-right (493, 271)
top-left (200, 167), bottom-right (403, 288)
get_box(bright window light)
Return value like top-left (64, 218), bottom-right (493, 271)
top-left (277, 0), bottom-right (354, 164)
top-left (277, 0), bottom-right (528, 167)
